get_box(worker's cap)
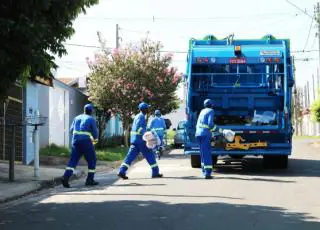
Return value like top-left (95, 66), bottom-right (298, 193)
top-left (203, 99), bottom-right (213, 108)
top-left (84, 104), bottom-right (94, 113)
top-left (155, 110), bottom-right (161, 116)
top-left (138, 102), bottom-right (151, 110)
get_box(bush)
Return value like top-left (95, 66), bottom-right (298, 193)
top-left (40, 143), bottom-right (127, 161)
top-left (311, 99), bottom-right (320, 123)
top-left (96, 135), bottom-right (125, 148)
top-left (39, 144), bottom-right (70, 157)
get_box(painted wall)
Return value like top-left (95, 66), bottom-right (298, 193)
top-left (105, 115), bottom-right (123, 137)
top-left (24, 81), bottom-right (40, 164)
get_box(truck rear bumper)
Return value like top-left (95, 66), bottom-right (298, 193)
top-left (184, 143), bottom-right (292, 156)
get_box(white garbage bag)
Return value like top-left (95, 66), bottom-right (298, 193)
top-left (222, 129), bottom-right (235, 142)
top-left (143, 131), bottom-right (161, 149)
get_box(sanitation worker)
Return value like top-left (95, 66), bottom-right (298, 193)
top-left (149, 110), bottom-right (167, 159)
top-left (61, 104), bottom-right (99, 188)
top-left (195, 99), bottom-right (220, 179)
top-left (118, 102), bottom-right (163, 180)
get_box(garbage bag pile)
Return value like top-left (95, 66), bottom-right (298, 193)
top-left (143, 131), bottom-right (161, 149)
top-left (222, 129), bottom-right (235, 142)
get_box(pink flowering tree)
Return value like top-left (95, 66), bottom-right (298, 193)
top-left (87, 38), bottom-right (182, 146)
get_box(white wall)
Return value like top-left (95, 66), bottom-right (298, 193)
top-left (25, 81), bottom-right (39, 164)
top-left (49, 87), bottom-right (69, 147)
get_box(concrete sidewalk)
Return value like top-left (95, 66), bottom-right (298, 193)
top-left (0, 159), bottom-right (121, 203)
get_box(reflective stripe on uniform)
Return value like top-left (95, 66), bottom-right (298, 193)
top-left (131, 127), bottom-right (143, 136)
top-left (121, 163), bottom-right (130, 168)
top-left (73, 130), bottom-right (93, 138)
top-left (200, 124), bottom-right (219, 132)
top-left (152, 128), bottom-right (164, 131)
top-left (210, 125), bottom-right (217, 132)
top-left (66, 167), bottom-right (74, 171)
top-left (204, 165), bottom-right (213, 169)
top-left (199, 124), bottom-right (210, 129)
top-left (151, 163), bottom-right (158, 168)
top-left (88, 169), bottom-right (96, 173)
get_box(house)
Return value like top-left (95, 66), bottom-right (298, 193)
top-left (24, 77), bottom-right (88, 164)
top-left (0, 83), bottom-right (24, 162)
top-left (0, 76), bottom-right (53, 164)
top-left (104, 115), bottom-right (123, 137)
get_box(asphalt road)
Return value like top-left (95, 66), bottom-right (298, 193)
top-left (0, 139), bottom-right (320, 230)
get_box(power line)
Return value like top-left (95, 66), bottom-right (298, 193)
top-left (64, 43), bottom-right (320, 54)
top-left (78, 12), bottom-right (303, 22)
top-left (285, 0), bottom-right (313, 19)
top-left (303, 18), bottom-right (314, 51)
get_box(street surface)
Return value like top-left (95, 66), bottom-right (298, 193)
top-left (0, 139), bottom-right (320, 230)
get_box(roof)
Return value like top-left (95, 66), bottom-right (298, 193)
top-left (57, 77), bottom-right (79, 86)
top-left (30, 72), bottom-right (54, 87)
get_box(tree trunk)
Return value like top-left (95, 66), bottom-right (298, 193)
top-left (124, 124), bottom-right (130, 148)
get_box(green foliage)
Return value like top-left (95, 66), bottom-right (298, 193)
top-left (96, 135), bottom-right (124, 148)
top-left (40, 143), bottom-right (127, 162)
top-left (87, 38), bottom-right (182, 130)
top-left (0, 0), bottom-right (99, 96)
top-left (311, 98), bottom-right (320, 123)
top-left (40, 144), bottom-right (70, 157)
top-left (95, 147), bottom-right (128, 161)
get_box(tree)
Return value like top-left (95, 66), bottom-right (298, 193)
top-left (0, 0), bottom-right (99, 97)
top-left (311, 90), bottom-right (320, 123)
top-left (87, 38), bottom-right (182, 146)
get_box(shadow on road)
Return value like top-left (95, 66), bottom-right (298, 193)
top-left (59, 192), bottom-right (242, 200)
top-left (1, 200), bottom-right (319, 230)
top-left (214, 158), bottom-right (320, 178)
top-left (164, 151), bottom-right (320, 178)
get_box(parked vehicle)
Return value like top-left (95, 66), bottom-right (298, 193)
top-left (174, 121), bottom-right (186, 148)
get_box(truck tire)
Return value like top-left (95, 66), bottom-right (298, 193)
top-left (212, 155), bottom-right (218, 165)
top-left (263, 155), bottom-right (288, 169)
top-left (191, 155), bottom-right (201, 168)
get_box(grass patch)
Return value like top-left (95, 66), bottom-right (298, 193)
top-left (96, 147), bottom-right (128, 161)
top-left (40, 144), bottom-right (70, 157)
top-left (40, 144), bottom-right (128, 162)
top-left (165, 129), bottom-right (176, 146)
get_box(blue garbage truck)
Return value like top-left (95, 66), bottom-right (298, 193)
top-left (184, 34), bottom-right (295, 169)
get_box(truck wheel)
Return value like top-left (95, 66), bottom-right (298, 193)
top-left (191, 155), bottom-right (201, 168)
top-left (263, 155), bottom-right (288, 169)
top-left (212, 156), bottom-right (218, 165)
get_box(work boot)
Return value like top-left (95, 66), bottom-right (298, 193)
top-left (85, 179), bottom-right (99, 186)
top-left (61, 177), bottom-right (70, 188)
top-left (152, 173), bottom-right (163, 178)
top-left (117, 172), bottom-right (129, 180)
top-left (205, 175), bottom-right (213, 179)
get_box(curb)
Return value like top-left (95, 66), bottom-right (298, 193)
top-left (0, 170), bottom-right (86, 205)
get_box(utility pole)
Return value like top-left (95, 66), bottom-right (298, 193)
top-left (313, 74), bottom-right (316, 101)
top-left (316, 3), bottom-right (320, 73)
top-left (293, 84), bottom-right (299, 135)
top-left (116, 24), bottom-right (121, 49)
top-left (307, 81), bottom-right (310, 108)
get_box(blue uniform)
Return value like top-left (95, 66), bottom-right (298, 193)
top-left (195, 108), bottom-right (216, 177)
top-left (63, 114), bottom-right (98, 181)
top-left (119, 112), bottom-right (160, 176)
top-left (150, 117), bottom-right (166, 146)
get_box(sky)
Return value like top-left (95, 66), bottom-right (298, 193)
top-left (54, 0), bottom-right (320, 100)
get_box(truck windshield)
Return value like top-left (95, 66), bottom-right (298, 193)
top-left (214, 110), bottom-right (278, 126)
top-left (191, 63), bottom-right (284, 88)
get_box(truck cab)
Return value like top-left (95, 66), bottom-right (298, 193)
top-left (184, 34), bottom-right (295, 169)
